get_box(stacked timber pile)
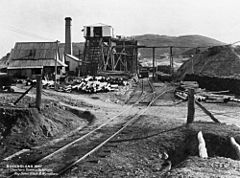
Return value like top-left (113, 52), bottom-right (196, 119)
top-left (175, 81), bottom-right (240, 103)
top-left (42, 76), bottom-right (128, 93)
top-left (176, 45), bottom-right (240, 94)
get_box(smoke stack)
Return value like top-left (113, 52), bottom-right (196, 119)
top-left (65, 17), bottom-right (72, 55)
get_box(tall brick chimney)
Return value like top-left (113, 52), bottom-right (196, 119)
top-left (65, 17), bottom-right (72, 55)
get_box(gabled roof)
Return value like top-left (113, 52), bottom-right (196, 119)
top-left (7, 59), bottom-right (67, 69)
top-left (65, 54), bottom-right (89, 64)
top-left (65, 54), bottom-right (81, 62)
top-left (10, 42), bottom-right (58, 60)
top-left (7, 42), bottom-right (66, 69)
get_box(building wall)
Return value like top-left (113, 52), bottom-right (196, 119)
top-left (65, 54), bottom-right (82, 75)
top-left (102, 26), bottom-right (113, 37)
top-left (66, 59), bottom-right (80, 74)
top-left (84, 26), bottom-right (113, 38)
top-left (7, 67), bottom-right (63, 79)
top-left (8, 69), bottom-right (40, 79)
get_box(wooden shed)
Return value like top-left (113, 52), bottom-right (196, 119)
top-left (7, 42), bottom-right (67, 79)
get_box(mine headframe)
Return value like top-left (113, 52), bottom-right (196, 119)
top-left (82, 23), bottom-right (138, 76)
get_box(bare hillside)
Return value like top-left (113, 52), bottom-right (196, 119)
top-left (133, 34), bottom-right (225, 58)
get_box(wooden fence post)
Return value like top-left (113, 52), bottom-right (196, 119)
top-left (187, 88), bottom-right (195, 124)
top-left (36, 75), bottom-right (42, 110)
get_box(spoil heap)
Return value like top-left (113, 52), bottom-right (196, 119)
top-left (176, 45), bottom-right (240, 93)
top-left (0, 98), bottom-right (88, 159)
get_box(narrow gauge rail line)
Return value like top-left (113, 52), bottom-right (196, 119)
top-left (142, 78), bottom-right (155, 93)
top-left (4, 79), bottom-right (147, 162)
top-left (139, 78), bottom-right (156, 105)
top-left (55, 85), bottom-right (170, 176)
top-left (126, 78), bottom-right (150, 104)
top-left (37, 79), bottom-right (154, 163)
top-left (4, 78), bottom-right (156, 177)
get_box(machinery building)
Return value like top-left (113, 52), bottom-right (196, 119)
top-left (7, 42), bottom-right (67, 79)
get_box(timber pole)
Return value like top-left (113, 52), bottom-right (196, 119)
top-left (136, 47), bottom-right (138, 74)
top-left (13, 85), bottom-right (34, 105)
top-left (36, 75), bottom-right (42, 110)
top-left (54, 40), bottom-right (59, 90)
top-left (152, 47), bottom-right (155, 80)
top-left (195, 100), bottom-right (221, 123)
top-left (187, 88), bottom-right (195, 124)
top-left (170, 46), bottom-right (174, 77)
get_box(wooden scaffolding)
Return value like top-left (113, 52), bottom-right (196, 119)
top-left (83, 37), bottom-right (138, 76)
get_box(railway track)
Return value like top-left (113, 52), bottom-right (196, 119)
top-left (3, 78), bottom-right (171, 177)
top-left (57, 85), bottom-right (169, 177)
top-left (139, 78), bottom-right (156, 105)
top-left (126, 78), bottom-right (155, 105)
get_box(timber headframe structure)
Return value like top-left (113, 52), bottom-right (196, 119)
top-left (82, 24), bottom-right (138, 76)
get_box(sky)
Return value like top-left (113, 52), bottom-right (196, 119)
top-left (0, 0), bottom-right (240, 57)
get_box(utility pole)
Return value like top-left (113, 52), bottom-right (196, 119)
top-left (134, 46), bottom-right (138, 74)
top-left (152, 47), bottom-right (155, 80)
top-left (78, 50), bottom-right (81, 77)
top-left (36, 75), bottom-right (42, 110)
top-left (170, 46), bottom-right (174, 77)
top-left (55, 40), bottom-right (59, 90)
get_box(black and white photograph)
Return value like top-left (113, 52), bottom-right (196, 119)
top-left (0, 0), bottom-right (240, 177)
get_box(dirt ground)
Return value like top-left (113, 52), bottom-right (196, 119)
top-left (1, 80), bottom-right (240, 178)
top-left (0, 94), bottom-right (89, 161)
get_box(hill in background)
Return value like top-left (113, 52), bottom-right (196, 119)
top-left (0, 53), bottom-right (10, 71)
top-left (0, 34), bottom-right (225, 67)
top-left (133, 34), bottom-right (225, 58)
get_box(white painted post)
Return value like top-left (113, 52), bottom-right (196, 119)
top-left (230, 137), bottom-right (240, 160)
top-left (197, 131), bottom-right (208, 158)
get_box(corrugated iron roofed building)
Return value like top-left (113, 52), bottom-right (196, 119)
top-left (7, 42), bottom-right (66, 79)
